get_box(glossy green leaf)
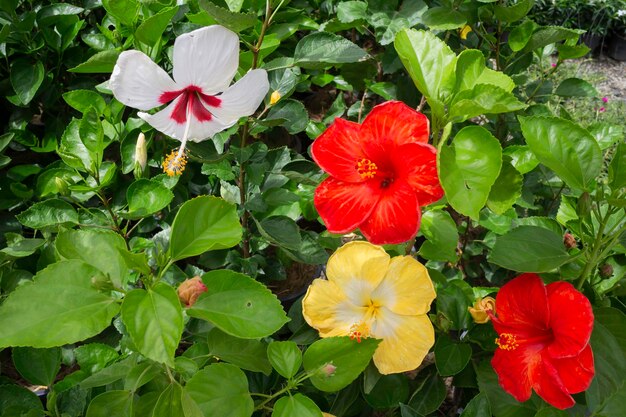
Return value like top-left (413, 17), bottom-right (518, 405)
top-left (56, 229), bottom-right (128, 288)
top-left (68, 50), bottom-right (120, 73)
top-left (476, 68), bottom-right (516, 92)
top-left (85, 390), bottom-right (133, 417)
top-left (489, 226), bottom-right (570, 272)
top-left (0, 385), bottom-right (43, 416)
top-left (264, 99), bottom-right (309, 134)
top-left (10, 58), bottom-right (44, 105)
top-left (0, 238), bottom-right (46, 258)
top-left (454, 49), bottom-right (485, 93)
top-left (74, 343), bottom-right (118, 373)
top-left (294, 32), bottom-right (368, 68)
top-left (255, 215), bottom-right (301, 250)
top-left (36, 3), bottom-right (83, 26)
top-left (121, 283), bottom-right (183, 367)
top-left (63, 90), bottom-right (107, 115)
top-left (449, 84), bottom-right (526, 123)
top-left (16, 199), bottom-right (79, 229)
top-left (102, 0), bottom-right (137, 26)
top-left (272, 394), bottom-right (323, 417)
top-left (198, 0), bottom-right (256, 32)
top-left (588, 123), bottom-right (624, 150)
top-left (80, 357), bottom-right (137, 389)
top-left (487, 157), bottom-right (523, 214)
top-left (609, 142), bottom-right (626, 190)
top-left (187, 269), bottom-right (289, 338)
top-left (135, 6), bottom-right (178, 46)
top-left (520, 116), bottom-right (602, 191)
top-left (122, 179), bottom-right (174, 219)
top-left (460, 392), bottom-right (491, 417)
top-left (0, 260), bottom-right (120, 348)
top-left (407, 370), bottom-right (447, 415)
top-left (418, 209), bottom-right (458, 262)
top-left (522, 26), bottom-right (583, 53)
top-left (207, 328), bottom-right (271, 374)
top-left (185, 363), bottom-right (253, 417)
top-left (267, 340), bottom-right (302, 379)
top-left (336, 1), bottom-right (368, 23)
top-left (79, 107), bottom-right (104, 165)
top-left (557, 43), bottom-right (590, 60)
top-left (421, 6), bottom-right (466, 30)
top-left (555, 78), bottom-right (598, 97)
top-left (439, 126), bottom-right (502, 219)
top-left (503, 145), bottom-right (539, 174)
top-left (12, 347), bottom-right (61, 386)
top-left (493, 0), bottom-right (534, 23)
top-left (169, 196), bottom-right (242, 261)
top-left (436, 279), bottom-right (472, 330)
top-left (508, 19), bottom-right (537, 51)
top-left (58, 119), bottom-right (96, 171)
top-left (303, 336), bottom-right (380, 392)
top-left (475, 360), bottom-right (538, 417)
top-left (364, 373), bottom-right (410, 408)
top-left (153, 383), bottom-right (186, 417)
top-left (434, 335), bottom-right (471, 376)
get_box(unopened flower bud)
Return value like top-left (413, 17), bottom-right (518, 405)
top-left (320, 362), bottom-right (336, 377)
top-left (270, 91), bottom-right (281, 105)
top-left (177, 276), bottom-right (207, 307)
top-left (468, 296), bottom-right (496, 324)
top-left (563, 233), bottom-right (577, 249)
top-left (134, 133), bottom-right (148, 179)
top-left (54, 177), bottom-right (70, 196)
top-left (599, 263), bottom-right (614, 278)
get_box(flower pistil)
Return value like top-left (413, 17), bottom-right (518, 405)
top-left (495, 333), bottom-right (519, 351)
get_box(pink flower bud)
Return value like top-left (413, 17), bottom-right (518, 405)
top-left (178, 276), bottom-right (207, 307)
top-left (602, 97), bottom-right (608, 103)
top-left (599, 107), bottom-right (606, 112)
top-left (321, 363), bottom-right (337, 377)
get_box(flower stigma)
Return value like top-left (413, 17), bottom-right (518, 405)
top-left (163, 99), bottom-right (193, 176)
top-left (349, 321), bottom-right (371, 343)
top-left (495, 333), bottom-right (519, 351)
top-left (356, 158), bottom-right (378, 179)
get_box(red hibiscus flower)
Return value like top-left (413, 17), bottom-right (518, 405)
top-left (311, 101), bottom-right (443, 245)
top-left (490, 273), bottom-right (595, 410)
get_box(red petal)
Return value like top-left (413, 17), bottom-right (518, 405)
top-left (545, 281), bottom-right (594, 358)
top-left (491, 348), bottom-right (533, 403)
top-left (314, 177), bottom-right (379, 234)
top-left (493, 274), bottom-right (550, 333)
top-left (530, 352), bottom-right (575, 409)
top-left (311, 118), bottom-right (367, 183)
top-left (392, 143), bottom-right (443, 206)
top-left (551, 344), bottom-right (594, 394)
top-left (359, 180), bottom-right (420, 245)
top-left (361, 101), bottom-right (430, 147)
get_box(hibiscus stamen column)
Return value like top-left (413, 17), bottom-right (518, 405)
top-left (163, 103), bottom-right (192, 176)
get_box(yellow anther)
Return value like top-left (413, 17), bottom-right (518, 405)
top-left (356, 158), bottom-right (378, 179)
top-left (163, 148), bottom-right (188, 176)
top-left (495, 333), bottom-right (519, 351)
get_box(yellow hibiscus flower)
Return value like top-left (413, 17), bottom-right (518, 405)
top-left (302, 241), bottom-right (436, 375)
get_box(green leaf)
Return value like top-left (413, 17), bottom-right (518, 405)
top-left (0, 238), bottom-right (46, 258)
top-left (63, 90), bottom-right (107, 115)
top-left (74, 343), bottom-right (118, 373)
top-left (185, 363), bottom-right (253, 417)
top-left (135, 6), bottom-right (178, 46)
top-left (434, 335), bottom-right (471, 376)
top-left (588, 123), bottom-right (624, 150)
top-left (207, 328), bottom-right (271, 374)
top-left (337, 1), bottom-right (368, 23)
top-left (79, 107), bottom-right (104, 162)
top-left (557, 43), bottom-right (590, 60)
top-left (0, 260), bottom-right (120, 348)
top-left (58, 119), bottom-right (95, 172)
top-left (0, 385), bottom-right (43, 416)
top-left (476, 360), bottom-right (538, 417)
top-left (487, 157), bottom-right (523, 214)
top-left (56, 229), bottom-right (129, 288)
top-left (267, 340), bottom-right (302, 379)
top-left (519, 116), bottom-right (602, 191)
top-left (85, 390), bottom-right (133, 417)
top-left (476, 68), bottom-right (516, 92)
top-left (394, 29), bottom-right (456, 118)
top-left (407, 369), bottom-right (447, 415)
top-left (609, 142), bottom-right (626, 190)
top-left (169, 196), bottom-right (242, 261)
top-left (508, 20), bottom-right (537, 52)
top-left (436, 279), bottom-right (472, 330)
top-left (421, 7), bottom-right (466, 30)
top-left (303, 336), bottom-right (380, 392)
top-left (460, 393), bottom-right (491, 417)
top-left (294, 32), bottom-right (369, 68)
top-left (255, 215), bottom-right (301, 250)
top-left (439, 126), bottom-right (502, 220)
top-left (503, 145), bottom-right (539, 174)
top-left (152, 383), bottom-right (186, 417)
top-left (12, 347), bottom-right (61, 386)
top-left (489, 226), bottom-right (570, 272)
top-left (68, 50), bottom-right (120, 73)
top-left (555, 78), bottom-right (598, 97)
top-left (522, 26), bottom-right (583, 53)
top-left (364, 373), bottom-right (409, 408)
top-left (10, 58), bottom-right (45, 105)
top-left (121, 283), bottom-right (183, 367)
top-left (36, 3), bottom-right (84, 26)
top-left (264, 99), bottom-right (309, 134)
top-left (272, 394), bottom-right (323, 417)
top-left (493, 0), bottom-right (534, 23)
top-left (418, 209), bottom-right (458, 262)
top-left (80, 357), bottom-right (137, 389)
top-left (449, 84), bottom-right (526, 122)
top-left (122, 179), bottom-right (174, 219)
top-left (187, 269), bottom-right (289, 338)
top-left (16, 199), bottom-right (79, 229)
top-left (454, 49), bottom-right (485, 93)
top-left (198, 0), bottom-right (256, 32)
top-left (102, 0), bottom-right (138, 26)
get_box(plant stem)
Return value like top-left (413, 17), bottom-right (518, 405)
top-left (576, 207), bottom-right (613, 289)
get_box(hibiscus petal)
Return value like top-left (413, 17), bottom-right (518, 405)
top-left (492, 273), bottom-right (550, 332)
top-left (302, 278), bottom-right (366, 337)
top-left (110, 51), bottom-right (179, 110)
top-left (325, 241), bottom-right (391, 307)
top-left (392, 143), bottom-right (443, 206)
top-left (208, 69), bottom-right (269, 125)
top-left (311, 118), bottom-right (367, 183)
top-left (138, 96), bottom-right (229, 143)
top-left (359, 180), bottom-right (420, 245)
top-left (530, 352), bottom-right (575, 409)
top-left (546, 281), bottom-right (594, 358)
top-left (551, 344), bottom-right (594, 394)
top-left (370, 256), bottom-right (436, 315)
top-left (314, 177), bottom-right (379, 234)
top-left (361, 101), bottom-right (430, 146)
top-left (491, 348), bottom-right (533, 403)
top-left (369, 309), bottom-right (434, 374)
top-left (172, 26), bottom-right (238, 95)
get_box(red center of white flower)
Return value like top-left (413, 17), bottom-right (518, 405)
top-left (159, 85), bottom-right (222, 124)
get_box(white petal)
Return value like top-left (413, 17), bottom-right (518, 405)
top-left (138, 96), bottom-right (229, 143)
top-left (209, 69), bottom-right (270, 125)
top-left (110, 50), bottom-right (179, 111)
top-left (172, 25), bottom-right (239, 95)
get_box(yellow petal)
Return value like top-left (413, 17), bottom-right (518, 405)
top-left (370, 308), bottom-right (434, 374)
top-left (370, 256), bottom-right (436, 315)
top-left (326, 241), bottom-right (390, 306)
top-left (302, 278), bottom-right (366, 337)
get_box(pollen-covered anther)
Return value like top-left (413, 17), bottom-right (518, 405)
top-left (349, 321), bottom-right (370, 343)
top-left (495, 333), bottom-right (519, 351)
top-left (163, 148), bottom-right (188, 176)
top-left (356, 158), bottom-right (378, 179)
